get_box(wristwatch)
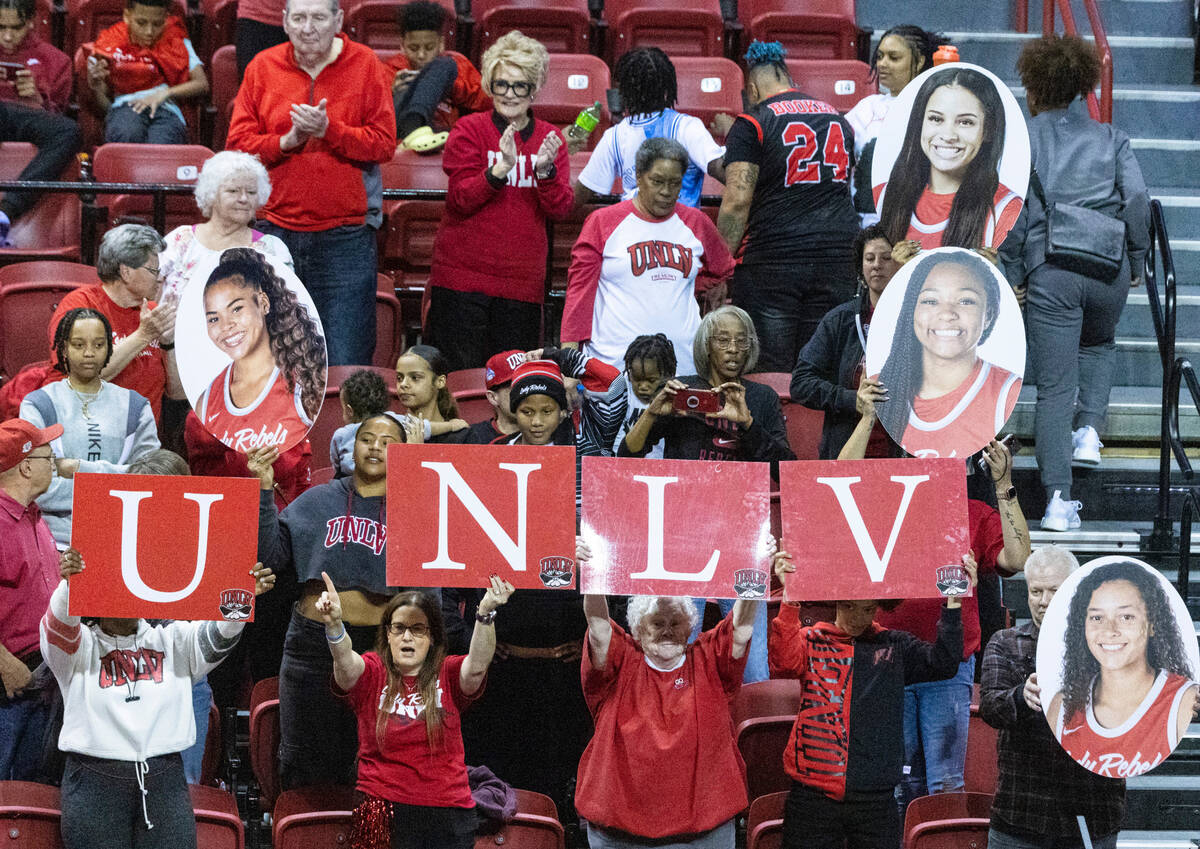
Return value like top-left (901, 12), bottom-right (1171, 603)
top-left (475, 608), bottom-right (497, 625)
top-left (996, 485), bottom-right (1017, 502)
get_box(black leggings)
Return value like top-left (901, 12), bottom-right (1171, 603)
top-left (353, 795), bottom-right (477, 849)
top-left (781, 782), bottom-right (899, 849)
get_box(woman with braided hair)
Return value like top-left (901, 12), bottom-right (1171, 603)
top-left (574, 46), bottom-right (724, 208)
top-left (194, 247), bottom-right (327, 453)
top-left (1046, 559), bottom-right (1198, 778)
top-left (870, 249), bottom-right (1020, 458)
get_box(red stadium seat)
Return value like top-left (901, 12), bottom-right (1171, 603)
top-left (786, 59), bottom-right (876, 113)
top-left (307, 365), bottom-right (401, 470)
top-left (604, 0), bottom-right (725, 60)
top-left (0, 781), bottom-right (64, 849)
top-left (0, 260), bottom-right (100, 290)
top-left (0, 145), bottom-right (82, 263)
top-left (273, 786), bottom-right (357, 849)
top-left (472, 0), bottom-right (591, 60)
top-left (207, 44), bottom-right (239, 150)
top-left (671, 57), bottom-right (743, 129)
top-left (446, 367), bottom-right (487, 397)
top-left (376, 273), bottom-right (404, 368)
top-left (198, 0), bottom-right (238, 63)
top-left (740, 0), bottom-right (859, 61)
top-left (744, 372), bottom-right (823, 461)
top-left (731, 679), bottom-right (801, 802)
top-left (92, 143), bottom-right (214, 231)
top-left (30, 0), bottom-right (53, 43)
top-left (475, 789), bottom-right (565, 849)
top-left (380, 149), bottom-right (448, 335)
top-left (347, 0), bottom-right (457, 50)
top-left (189, 785), bottom-right (244, 849)
top-left (66, 0), bottom-right (189, 59)
top-left (536, 54), bottom-right (611, 149)
top-left (902, 792), bottom-right (992, 849)
top-left (248, 676), bottom-right (281, 813)
top-left (746, 790), bottom-right (786, 849)
top-left (964, 710), bottom-right (999, 795)
top-left (731, 678), bottom-right (803, 726)
top-left (0, 280), bottom-right (88, 380)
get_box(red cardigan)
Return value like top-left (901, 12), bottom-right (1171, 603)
top-left (227, 35), bottom-right (396, 231)
top-left (429, 110), bottom-right (573, 304)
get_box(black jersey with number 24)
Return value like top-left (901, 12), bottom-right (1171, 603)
top-left (724, 90), bottom-right (859, 265)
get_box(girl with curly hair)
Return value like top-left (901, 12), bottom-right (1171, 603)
top-left (195, 247), bottom-right (327, 453)
top-left (872, 250), bottom-right (1020, 458)
top-left (874, 66), bottom-right (1022, 250)
top-left (1046, 560), bottom-right (1198, 777)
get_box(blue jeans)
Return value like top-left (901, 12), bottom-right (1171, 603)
top-left (0, 688), bottom-right (50, 780)
top-left (689, 598), bottom-right (769, 684)
top-left (104, 104), bottom-right (189, 144)
top-left (898, 655), bottom-right (974, 810)
top-left (259, 222), bottom-right (378, 366)
top-left (180, 676), bottom-right (212, 784)
top-left (988, 826), bottom-right (1118, 849)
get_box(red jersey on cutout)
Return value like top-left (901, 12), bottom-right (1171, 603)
top-left (49, 285), bottom-right (166, 421)
top-left (872, 183), bottom-right (1023, 249)
top-left (339, 652), bottom-right (478, 808)
top-left (195, 364), bottom-right (312, 454)
top-left (898, 359), bottom-right (1021, 459)
top-left (1057, 671), bottom-right (1197, 778)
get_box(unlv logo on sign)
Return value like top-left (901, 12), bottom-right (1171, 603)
top-left (70, 474), bottom-right (260, 620)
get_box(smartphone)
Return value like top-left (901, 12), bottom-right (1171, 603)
top-left (977, 433), bottom-right (1021, 472)
top-left (0, 61), bottom-right (24, 82)
top-left (673, 387), bottom-right (721, 414)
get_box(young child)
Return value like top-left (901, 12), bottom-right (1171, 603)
top-left (87, 0), bottom-right (209, 143)
top-left (330, 368), bottom-right (390, 477)
top-left (769, 547), bottom-right (973, 849)
top-left (609, 333), bottom-right (677, 458)
top-left (394, 344), bottom-right (471, 443)
top-left (384, 0), bottom-right (489, 153)
top-left (464, 349), bottom-right (525, 444)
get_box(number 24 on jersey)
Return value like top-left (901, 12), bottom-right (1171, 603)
top-left (781, 121), bottom-right (849, 187)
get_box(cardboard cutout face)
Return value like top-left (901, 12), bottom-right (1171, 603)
top-left (871, 62), bottom-right (1030, 249)
top-left (1035, 556), bottom-right (1200, 779)
top-left (175, 247), bottom-right (327, 454)
top-left (863, 247), bottom-right (1025, 458)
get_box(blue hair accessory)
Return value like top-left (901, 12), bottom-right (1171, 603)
top-left (744, 40), bottom-right (787, 67)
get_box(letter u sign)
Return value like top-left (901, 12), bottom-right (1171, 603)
top-left (111, 490), bottom-right (224, 602)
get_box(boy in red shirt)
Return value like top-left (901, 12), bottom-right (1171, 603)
top-left (385, 0), bottom-right (489, 153)
top-left (86, 0), bottom-right (208, 143)
top-left (0, 0), bottom-right (79, 243)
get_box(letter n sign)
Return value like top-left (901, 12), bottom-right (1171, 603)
top-left (386, 444), bottom-right (578, 589)
top-left (778, 459), bottom-right (969, 601)
top-left (70, 474), bottom-right (260, 620)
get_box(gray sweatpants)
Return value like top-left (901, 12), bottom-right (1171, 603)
top-left (1025, 261), bottom-right (1130, 500)
top-left (61, 752), bottom-right (196, 849)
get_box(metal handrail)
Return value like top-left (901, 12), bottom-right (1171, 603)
top-left (1017, 0), bottom-right (1114, 123)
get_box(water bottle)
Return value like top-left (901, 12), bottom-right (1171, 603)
top-left (933, 45), bottom-right (960, 65)
top-left (567, 101), bottom-right (602, 143)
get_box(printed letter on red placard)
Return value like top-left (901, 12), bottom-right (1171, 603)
top-left (420, 461), bottom-right (539, 572)
top-left (627, 475), bottom-right (720, 582)
top-left (114, 490), bottom-right (225, 602)
top-left (814, 475), bottom-right (929, 582)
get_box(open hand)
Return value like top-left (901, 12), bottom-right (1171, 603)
top-left (478, 574), bottom-right (515, 615)
top-left (246, 445), bottom-right (279, 490)
top-left (534, 131), bottom-right (562, 175)
top-left (772, 548), bottom-right (794, 582)
top-left (60, 547), bottom-right (84, 580)
top-left (497, 124), bottom-right (518, 172)
top-left (575, 535), bottom-right (591, 564)
top-left (708, 381), bottom-right (752, 427)
top-left (129, 88), bottom-right (169, 117)
top-left (891, 239), bottom-right (921, 265)
top-left (856, 375), bottom-right (888, 419)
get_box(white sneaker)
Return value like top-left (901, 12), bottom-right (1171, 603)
top-left (1072, 426), bottom-right (1103, 467)
top-left (1041, 490), bottom-right (1082, 532)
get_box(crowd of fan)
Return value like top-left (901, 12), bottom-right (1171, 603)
top-left (0, 2), bottom-right (1159, 847)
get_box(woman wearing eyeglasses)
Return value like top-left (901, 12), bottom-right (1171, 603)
top-left (562, 136), bottom-right (735, 377)
top-left (317, 571), bottom-right (514, 849)
top-left (425, 30), bottom-right (573, 371)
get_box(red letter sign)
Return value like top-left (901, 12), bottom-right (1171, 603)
top-left (778, 459), bottom-right (969, 601)
top-left (386, 443), bottom-right (578, 589)
top-left (581, 457), bottom-right (773, 599)
top-left (70, 474), bottom-right (260, 621)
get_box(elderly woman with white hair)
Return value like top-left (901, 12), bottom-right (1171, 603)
top-left (426, 29), bottom-right (574, 370)
top-left (575, 539), bottom-right (762, 848)
top-left (158, 149), bottom-right (293, 301)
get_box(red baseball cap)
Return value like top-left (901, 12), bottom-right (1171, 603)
top-left (484, 350), bottom-right (527, 389)
top-left (0, 419), bottom-right (64, 472)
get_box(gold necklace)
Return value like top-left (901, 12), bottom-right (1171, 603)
top-left (66, 377), bottom-right (102, 420)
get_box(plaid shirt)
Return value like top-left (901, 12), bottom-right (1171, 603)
top-left (979, 622), bottom-right (1126, 839)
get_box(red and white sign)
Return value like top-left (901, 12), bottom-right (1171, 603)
top-left (580, 457), bottom-right (773, 599)
top-left (386, 443), bottom-right (578, 589)
top-left (778, 459), bottom-right (969, 601)
top-left (70, 474), bottom-right (260, 621)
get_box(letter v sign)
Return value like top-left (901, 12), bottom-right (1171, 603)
top-left (815, 475), bottom-right (929, 582)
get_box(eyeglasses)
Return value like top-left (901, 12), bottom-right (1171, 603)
top-left (712, 334), bottom-right (750, 351)
top-left (25, 453), bottom-right (54, 463)
top-left (387, 622), bottom-right (431, 638)
top-left (490, 79), bottom-right (533, 98)
top-left (141, 264), bottom-right (161, 277)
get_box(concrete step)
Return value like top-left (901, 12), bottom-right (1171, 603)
top-left (1006, 383), bottom-right (1200, 441)
top-left (1023, 338), bottom-right (1199, 388)
top-left (1170, 239), bottom-right (1200, 283)
top-left (856, 0), bottom-right (1196, 38)
top-left (1156, 189), bottom-right (1200, 240)
top-left (1116, 831), bottom-right (1200, 848)
top-left (945, 31), bottom-right (1195, 86)
top-left (1131, 139), bottom-right (1200, 189)
top-left (1009, 86), bottom-right (1200, 142)
top-left (1023, 0), bottom-right (1198, 38)
top-left (1117, 289), bottom-right (1200, 337)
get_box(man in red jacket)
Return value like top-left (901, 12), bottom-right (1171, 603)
top-left (227, 0), bottom-right (396, 367)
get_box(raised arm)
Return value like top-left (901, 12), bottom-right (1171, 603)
top-left (837, 375), bottom-right (888, 460)
top-left (460, 575), bottom-right (515, 696)
top-left (983, 438), bottom-right (1030, 575)
top-left (577, 537), bottom-right (612, 667)
top-left (317, 571), bottom-right (365, 691)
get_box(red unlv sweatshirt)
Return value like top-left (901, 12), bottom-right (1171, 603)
top-left (428, 109), bottom-right (573, 304)
top-left (227, 35), bottom-right (396, 231)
